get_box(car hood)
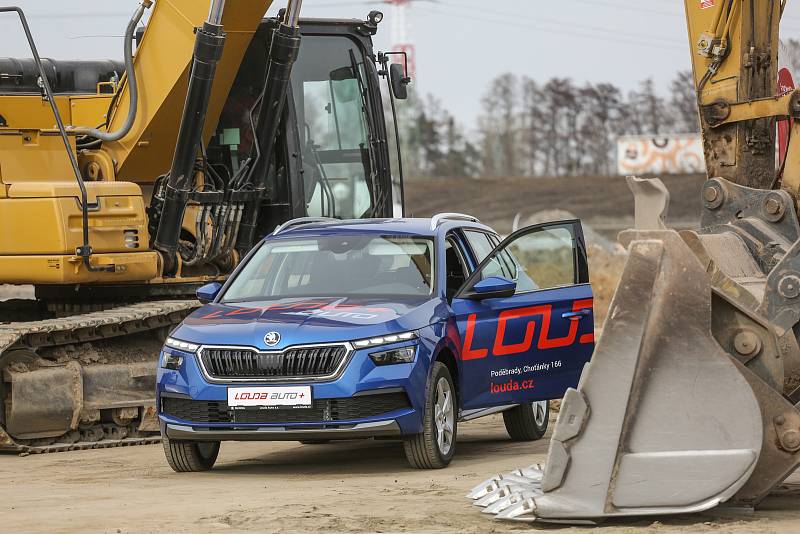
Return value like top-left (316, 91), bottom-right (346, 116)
top-left (173, 296), bottom-right (442, 350)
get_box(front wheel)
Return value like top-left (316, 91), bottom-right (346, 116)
top-left (403, 362), bottom-right (457, 469)
top-left (503, 400), bottom-right (549, 441)
top-left (162, 435), bottom-right (220, 472)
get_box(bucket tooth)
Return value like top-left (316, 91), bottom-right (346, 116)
top-left (466, 465), bottom-right (542, 499)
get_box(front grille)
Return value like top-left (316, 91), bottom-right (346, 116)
top-left (162, 392), bottom-right (411, 424)
top-left (199, 345), bottom-right (348, 379)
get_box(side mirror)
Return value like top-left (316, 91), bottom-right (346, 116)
top-left (390, 63), bottom-right (410, 100)
top-left (467, 276), bottom-right (516, 300)
top-left (196, 282), bottom-right (222, 304)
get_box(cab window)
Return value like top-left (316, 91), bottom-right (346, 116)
top-left (292, 35), bottom-right (375, 220)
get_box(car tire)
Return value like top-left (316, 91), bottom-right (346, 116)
top-left (162, 435), bottom-right (220, 472)
top-left (503, 401), bottom-right (549, 441)
top-left (298, 440), bottom-right (331, 445)
top-left (403, 362), bottom-right (457, 469)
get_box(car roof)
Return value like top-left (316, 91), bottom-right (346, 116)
top-left (268, 217), bottom-right (496, 239)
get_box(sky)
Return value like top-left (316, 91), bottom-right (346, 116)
top-left (4, 0), bottom-right (800, 133)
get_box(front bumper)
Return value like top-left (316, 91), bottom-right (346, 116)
top-left (163, 419), bottom-right (402, 441)
top-left (156, 338), bottom-right (433, 438)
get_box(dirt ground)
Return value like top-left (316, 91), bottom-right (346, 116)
top-left (404, 174), bottom-right (706, 238)
top-left (3, 415), bottom-right (800, 534)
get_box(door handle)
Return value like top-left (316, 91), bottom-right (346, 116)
top-left (562, 309), bottom-right (591, 321)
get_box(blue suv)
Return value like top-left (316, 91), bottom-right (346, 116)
top-left (157, 215), bottom-right (594, 471)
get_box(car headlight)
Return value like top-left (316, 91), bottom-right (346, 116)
top-left (164, 337), bottom-right (199, 353)
top-left (370, 346), bottom-right (416, 366)
top-left (161, 351), bottom-right (184, 370)
top-left (353, 331), bottom-right (418, 348)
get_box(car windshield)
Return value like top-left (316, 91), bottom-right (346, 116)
top-left (221, 235), bottom-right (435, 302)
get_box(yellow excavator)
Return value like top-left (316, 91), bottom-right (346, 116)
top-left (471, 0), bottom-right (800, 522)
top-left (0, 0), bottom-right (409, 452)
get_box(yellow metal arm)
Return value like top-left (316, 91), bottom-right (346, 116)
top-left (101, 0), bottom-right (274, 184)
top-left (683, 0), bottom-right (781, 189)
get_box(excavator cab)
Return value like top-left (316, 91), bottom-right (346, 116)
top-left (208, 17), bottom-right (403, 235)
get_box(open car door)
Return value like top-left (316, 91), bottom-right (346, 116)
top-left (452, 220), bottom-right (594, 410)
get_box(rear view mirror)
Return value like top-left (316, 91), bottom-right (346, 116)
top-left (390, 63), bottom-right (410, 100)
top-left (467, 276), bottom-right (516, 300)
top-left (196, 282), bottom-right (222, 304)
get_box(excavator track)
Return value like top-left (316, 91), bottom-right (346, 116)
top-left (0, 300), bottom-right (199, 454)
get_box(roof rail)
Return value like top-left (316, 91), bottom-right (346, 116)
top-left (430, 213), bottom-right (480, 231)
top-left (273, 217), bottom-right (338, 235)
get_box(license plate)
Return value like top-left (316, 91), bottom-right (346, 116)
top-left (227, 386), bottom-right (312, 408)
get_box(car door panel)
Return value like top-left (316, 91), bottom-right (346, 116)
top-left (455, 285), bottom-right (593, 409)
top-left (452, 220), bottom-right (594, 410)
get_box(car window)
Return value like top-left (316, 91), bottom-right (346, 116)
top-left (462, 222), bottom-right (581, 297)
top-left (222, 235), bottom-right (435, 302)
top-left (508, 226), bottom-right (576, 290)
top-left (464, 230), bottom-right (516, 281)
top-left (463, 231), bottom-right (494, 263)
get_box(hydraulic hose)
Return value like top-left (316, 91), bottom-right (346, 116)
top-left (234, 0), bottom-right (303, 256)
top-left (68, 0), bottom-right (151, 142)
top-left (153, 0), bottom-right (228, 274)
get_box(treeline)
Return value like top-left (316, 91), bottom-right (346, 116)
top-left (396, 71), bottom-right (700, 179)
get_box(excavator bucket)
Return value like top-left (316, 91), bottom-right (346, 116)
top-left (470, 177), bottom-right (800, 523)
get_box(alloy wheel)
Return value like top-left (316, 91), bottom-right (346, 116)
top-left (434, 377), bottom-right (454, 455)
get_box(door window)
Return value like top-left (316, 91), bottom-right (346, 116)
top-left (464, 230), bottom-right (517, 282)
top-left (463, 231), bottom-right (495, 262)
top-left (459, 220), bottom-right (588, 297)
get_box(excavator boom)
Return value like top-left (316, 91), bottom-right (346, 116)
top-left (471, 0), bottom-right (800, 522)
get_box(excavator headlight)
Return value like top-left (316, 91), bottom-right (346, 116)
top-left (368, 10), bottom-right (383, 25)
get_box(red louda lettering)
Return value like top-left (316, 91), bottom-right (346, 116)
top-left (463, 299), bottom-right (593, 361)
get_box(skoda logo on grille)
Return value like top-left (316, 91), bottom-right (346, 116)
top-left (264, 331), bottom-right (281, 347)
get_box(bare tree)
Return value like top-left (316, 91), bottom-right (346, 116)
top-left (669, 70), bottom-right (699, 133)
top-left (480, 73), bottom-right (521, 177)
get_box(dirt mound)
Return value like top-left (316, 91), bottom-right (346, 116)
top-left (405, 174), bottom-right (706, 238)
top-left (588, 245), bottom-right (627, 327)
top-left (522, 208), bottom-right (620, 250)
top-left (0, 284), bottom-right (34, 301)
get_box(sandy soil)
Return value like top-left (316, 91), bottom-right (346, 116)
top-left (404, 174), bottom-right (706, 238)
top-left (2, 415), bottom-right (800, 534)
